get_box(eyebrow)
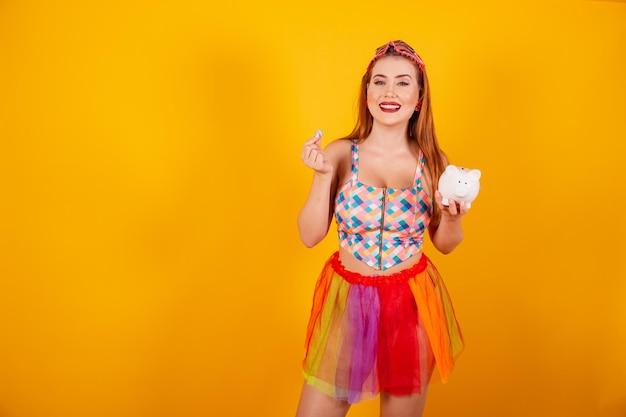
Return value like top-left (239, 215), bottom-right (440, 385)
top-left (372, 74), bottom-right (413, 79)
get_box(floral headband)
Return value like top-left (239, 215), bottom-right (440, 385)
top-left (366, 40), bottom-right (425, 75)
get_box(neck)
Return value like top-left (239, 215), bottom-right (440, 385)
top-left (366, 123), bottom-right (410, 149)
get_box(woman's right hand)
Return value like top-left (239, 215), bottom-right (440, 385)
top-left (300, 132), bottom-right (333, 175)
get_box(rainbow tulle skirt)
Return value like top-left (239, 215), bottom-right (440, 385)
top-left (302, 252), bottom-right (464, 404)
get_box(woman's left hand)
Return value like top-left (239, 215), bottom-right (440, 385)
top-left (434, 191), bottom-right (468, 221)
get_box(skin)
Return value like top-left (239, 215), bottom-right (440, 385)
top-left (296, 55), bottom-right (467, 417)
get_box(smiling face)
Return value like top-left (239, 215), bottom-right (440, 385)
top-left (366, 55), bottom-right (421, 128)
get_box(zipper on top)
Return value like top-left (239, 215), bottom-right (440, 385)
top-left (378, 187), bottom-right (387, 270)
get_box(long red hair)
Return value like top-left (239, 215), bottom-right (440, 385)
top-left (340, 43), bottom-right (448, 235)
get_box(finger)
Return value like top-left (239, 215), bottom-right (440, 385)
top-left (306, 150), bottom-right (324, 169)
top-left (310, 150), bottom-right (325, 168)
top-left (434, 191), bottom-right (446, 211)
top-left (306, 147), bottom-right (315, 161)
top-left (313, 151), bottom-right (326, 167)
top-left (311, 136), bottom-right (322, 149)
top-left (302, 136), bottom-right (322, 154)
top-left (459, 201), bottom-right (468, 215)
top-left (304, 132), bottom-right (323, 147)
top-left (434, 190), bottom-right (442, 207)
top-left (303, 138), bottom-right (320, 150)
top-left (447, 199), bottom-right (458, 215)
top-left (302, 143), bottom-right (319, 161)
top-left (303, 150), bottom-right (314, 166)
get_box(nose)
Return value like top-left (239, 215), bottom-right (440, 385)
top-left (384, 83), bottom-right (397, 97)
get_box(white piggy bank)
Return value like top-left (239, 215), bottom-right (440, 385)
top-left (437, 165), bottom-right (482, 209)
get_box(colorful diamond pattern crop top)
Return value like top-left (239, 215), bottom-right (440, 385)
top-left (335, 141), bottom-right (432, 271)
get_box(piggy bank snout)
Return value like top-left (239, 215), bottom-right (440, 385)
top-left (455, 185), bottom-right (469, 197)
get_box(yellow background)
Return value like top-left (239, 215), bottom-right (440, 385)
top-left (1, 0), bottom-right (625, 416)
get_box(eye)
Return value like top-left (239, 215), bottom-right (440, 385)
top-left (373, 80), bottom-right (385, 85)
top-left (398, 81), bottom-right (409, 86)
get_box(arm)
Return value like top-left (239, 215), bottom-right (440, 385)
top-left (430, 190), bottom-right (467, 254)
top-left (297, 135), bottom-right (343, 248)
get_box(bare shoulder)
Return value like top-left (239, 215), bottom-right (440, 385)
top-left (322, 138), bottom-right (351, 165)
top-left (324, 138), bottom-right (353, 183)
top-left (324, 138), bottom-right (352, 156)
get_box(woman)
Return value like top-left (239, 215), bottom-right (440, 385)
top-left (296, 40), bottom-right (467, 417)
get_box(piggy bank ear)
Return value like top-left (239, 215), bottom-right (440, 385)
top-left (445, 165), bottom-right (459, 174)
top-left (469, 169), bottom-right (482, 180)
